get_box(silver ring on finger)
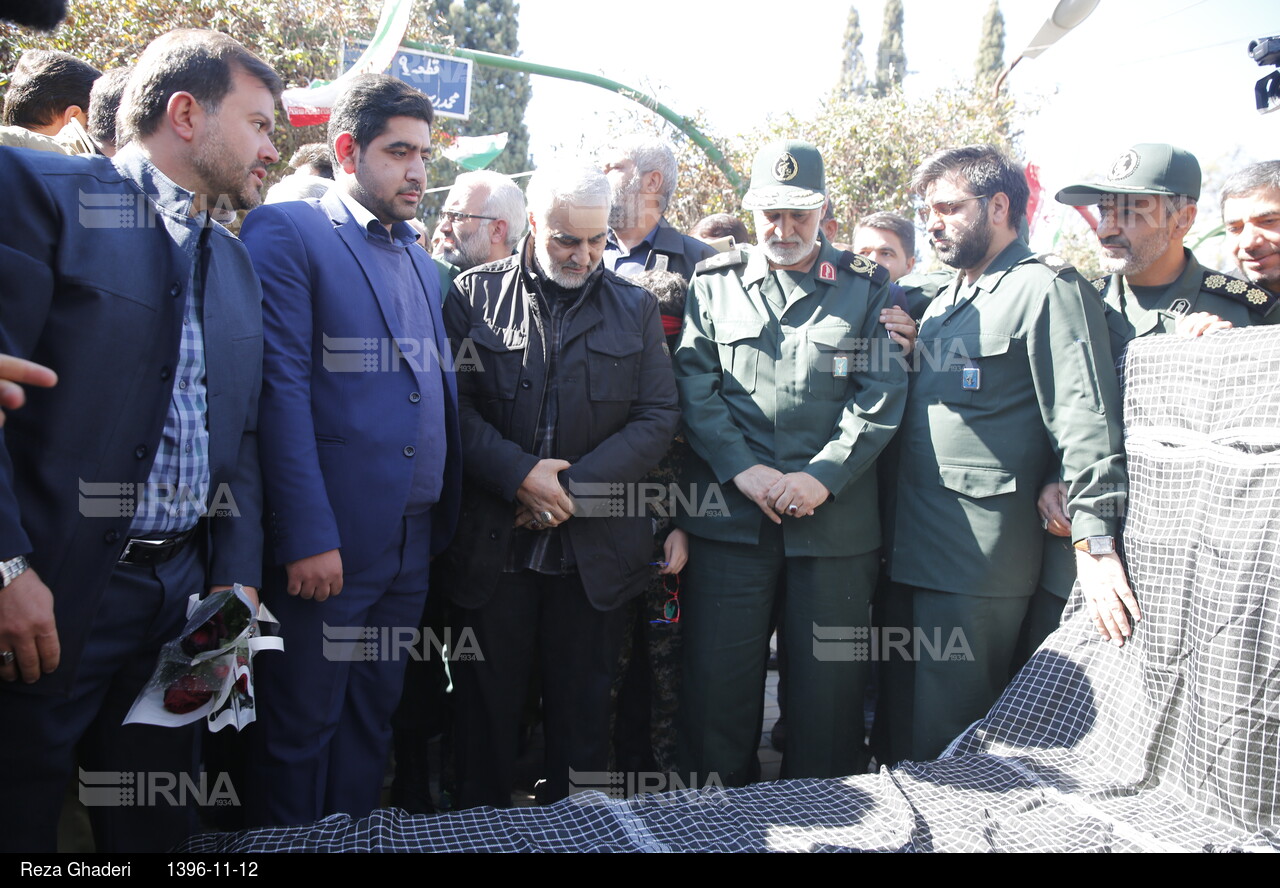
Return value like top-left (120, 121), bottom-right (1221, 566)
top-left (787, 504), bottom-right (799, 515)
top-left (538, 510), bottom-right (554, 524)
top-left (0, 650), bottom-right (14, 665)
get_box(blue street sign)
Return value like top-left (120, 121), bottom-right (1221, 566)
top-left (343, 40), bottom-right (473, 120)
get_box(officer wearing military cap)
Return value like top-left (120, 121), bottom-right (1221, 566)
top-left (1020, 144), bottom-right (1280, 659)
top-left (882, 144), bottom-right (1132, 764)
top-left (674, 139), bottom-right (908, 784)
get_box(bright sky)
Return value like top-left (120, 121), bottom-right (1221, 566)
top-left (517, 0), bottom-right (1280, 198)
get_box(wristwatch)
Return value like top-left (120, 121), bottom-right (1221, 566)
top-left (0, 555), bottom-right (29, 588)
top-left (1073, 536), bottom-right (1116, 556)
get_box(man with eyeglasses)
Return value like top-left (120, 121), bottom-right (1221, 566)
top-left (432, 170), bottom-right (526, 272)
top-left (882, 144), bottom-right (1131, 763)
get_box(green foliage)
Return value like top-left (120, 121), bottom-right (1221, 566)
top-left (0, 0), bottom-right (451, 175)
top-left (873, 0), bottom-right (906, 98)
top-left (651, 85), bottom-right (1019, 241)
top-left (835, 5), bottom-right (867, 99)
top-left (975, 0), bottom-right (1005, 86)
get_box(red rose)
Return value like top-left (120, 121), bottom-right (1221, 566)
top-left (163, 673), bottom-right (214, 714)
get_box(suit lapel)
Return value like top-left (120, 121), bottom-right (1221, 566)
top-left (321, 189), bottom-right (406, 343)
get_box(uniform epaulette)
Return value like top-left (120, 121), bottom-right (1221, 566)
top-left (1201, 270), bottom-right (1280, 319)
top-left (1033, 252), bottom-right (1076, 275)
top-left (838, 250), bottom-right (889, 286)
top-left (1091, 277), bottom-right (1108, 293)
top-left (693, 249), bottom-right (745, 274)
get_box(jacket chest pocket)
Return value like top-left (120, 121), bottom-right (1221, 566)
top-left (807, 323), bottom-right (860, 400)
top-left (586, 330), bottom-right (643, 401)
top-left (933, 333), bottom-right (1015, 407)
top-left (712, 318), bottom-right (764, 394)
top-left (467, 323), bottom-right (524, 400)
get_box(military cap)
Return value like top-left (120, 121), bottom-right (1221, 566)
top-left (1055, 143), bottom-right (1201, 205)
top-left (741, 139), bottom-right (826, 211)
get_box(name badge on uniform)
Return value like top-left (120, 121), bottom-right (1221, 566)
top-left (832, 354), bottom-right (850, 378)
top-left (818, 261), bottom-right (837, 283)
top-left (962, 367), bottom-right (981, 391)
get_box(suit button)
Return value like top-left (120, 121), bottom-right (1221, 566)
top-left (104, 530), bottom-right (119, 544)
top-left (135, 445), bottom-right (148, 459)
top-left (169, 283), bottom-right (181, 298)
top-left (520, 379), bottom-right (532, 389)
top-left (403, 445), bottom-right (416, 457)
top-left (159, 366), bottom-right (171, 381)
top-left (488, 531), bottom-right (499, 540)
top-left (409, 392), bottom-right (421, 403)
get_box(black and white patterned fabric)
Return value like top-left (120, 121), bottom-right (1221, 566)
top-left (181, 328), bottom-right (1280, 853)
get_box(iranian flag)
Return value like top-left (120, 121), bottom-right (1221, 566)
top-left (281, 0), bottom-right (414, 127)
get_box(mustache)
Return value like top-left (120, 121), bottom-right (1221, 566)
top-left (1099, 236), bottom-right (1129, 249)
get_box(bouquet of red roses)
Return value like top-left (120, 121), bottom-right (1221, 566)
top-left (125, 585), bottom-right (283, 731)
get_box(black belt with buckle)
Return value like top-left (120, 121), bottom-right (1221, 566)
top-left (118, 527), bottom-right (198, 566)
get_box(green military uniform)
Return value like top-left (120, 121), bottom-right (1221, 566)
top-left (885, 238), bottom-right (1126, 761)
top-left (674, 238), bottom-right (907, 784)
top-left (895, 268), bottom-right (954, 320)
top-left (1030, 252), bottom-right (1280, 617)
top-left (1024, 141), bottom-right (1280, 653)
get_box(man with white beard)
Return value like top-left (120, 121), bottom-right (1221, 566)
top-left (673, 139), bottom-right (907, 785)
top-left (431, 169), bottom-right (526, 271)
top-left (601, 136), bottom-right (713, 279)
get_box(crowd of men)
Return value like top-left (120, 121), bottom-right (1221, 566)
top-left (1, 27), bottom-right (1279, 853)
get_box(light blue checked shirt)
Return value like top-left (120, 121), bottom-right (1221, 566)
top-left (127, 158), bottom-right (211, 536)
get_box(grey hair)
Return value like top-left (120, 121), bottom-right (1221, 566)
top-left (1221, 160), bottom-right (1280, 211)
top-left (525, 162), bottom-right (611, 225)
top-left (611, 135), bottom-right (678, 214)
top-left (452, 170), bottom-right (527, 250)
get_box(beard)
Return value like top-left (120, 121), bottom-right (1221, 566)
top-left (534, 237), bottom-right (596, 289)
top-left (932, 203), bottom-right (992, 270)
top-left (1097, 227), bottom-right (1171, 277)
top-left (761, 229), bottom-right (819, 267)
top-left (609, 169), bottom-right (643, 230)
top-left (435, 223), bottom-right (492, 271)
top-left (191, 122), bottom-right (265, 214)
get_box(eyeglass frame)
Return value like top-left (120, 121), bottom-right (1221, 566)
top-left (437, 210), bottom-right (498, 225)
top-left (915, 195), bottom-right (989, 224)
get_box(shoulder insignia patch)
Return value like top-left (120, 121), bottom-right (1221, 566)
top-left (818, 261), bottom-right (837, 282)
top-left (838, 250), bottom-right (889, 286)
top-left (693, 249), bottom-right (745, 274)
top-left (1034, 253), bottom-right (1075, 273)
top-left (1202, 269), bottom-right (1280, 317)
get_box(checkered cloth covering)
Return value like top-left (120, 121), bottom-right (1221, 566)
top-left (181, 328), bottom-right (1280, 853)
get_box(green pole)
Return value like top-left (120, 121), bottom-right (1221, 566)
top-left (411, 39), bottom-right (744, 194)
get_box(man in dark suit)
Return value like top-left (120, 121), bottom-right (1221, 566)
top-left (0, 30), bottom-right (280, 851)
top-left (601, 136), bottom-right (715, 280)
top-left (442, 162), bottom-right (679, 808)
top-left (241, 74), bottom-right (460, 826)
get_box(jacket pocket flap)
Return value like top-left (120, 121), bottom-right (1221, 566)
top-left (586, 330), bottom-right (643, 357)
top-left (951, 332), bottom-right (1013, 360)
top-left (808, 324), bottom-right (859, 350)
top-left (938, 464), bottom-right (1017, 498)
top-left (711, 318), bottom-right (765, 345)
top-left (469, 323), bottom-right (525, 352)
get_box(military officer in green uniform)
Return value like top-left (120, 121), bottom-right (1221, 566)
top-left (674, 140), bottom-right (908, 784)
top-left (884, 145), bottom-right (1136, 763)
top-left (1020, 144), bottom-right (1280, 660)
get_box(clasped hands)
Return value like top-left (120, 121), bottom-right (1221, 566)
top-left (514, 458), bottom-right (574, 531)
top-left (733, 465), bottom-right (829, 524)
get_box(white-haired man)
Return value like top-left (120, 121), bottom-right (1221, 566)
top-left (441, 163), bottom-right (679, 808)
top-left (432, 169), bottom-right (526, 271)
top-left (601, 135), bottom-right (714, 279)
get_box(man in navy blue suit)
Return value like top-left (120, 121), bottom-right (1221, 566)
top-left (0, 30), bottom-right (279, 851)
top-left (241, 74), bottom-right (460, 826)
